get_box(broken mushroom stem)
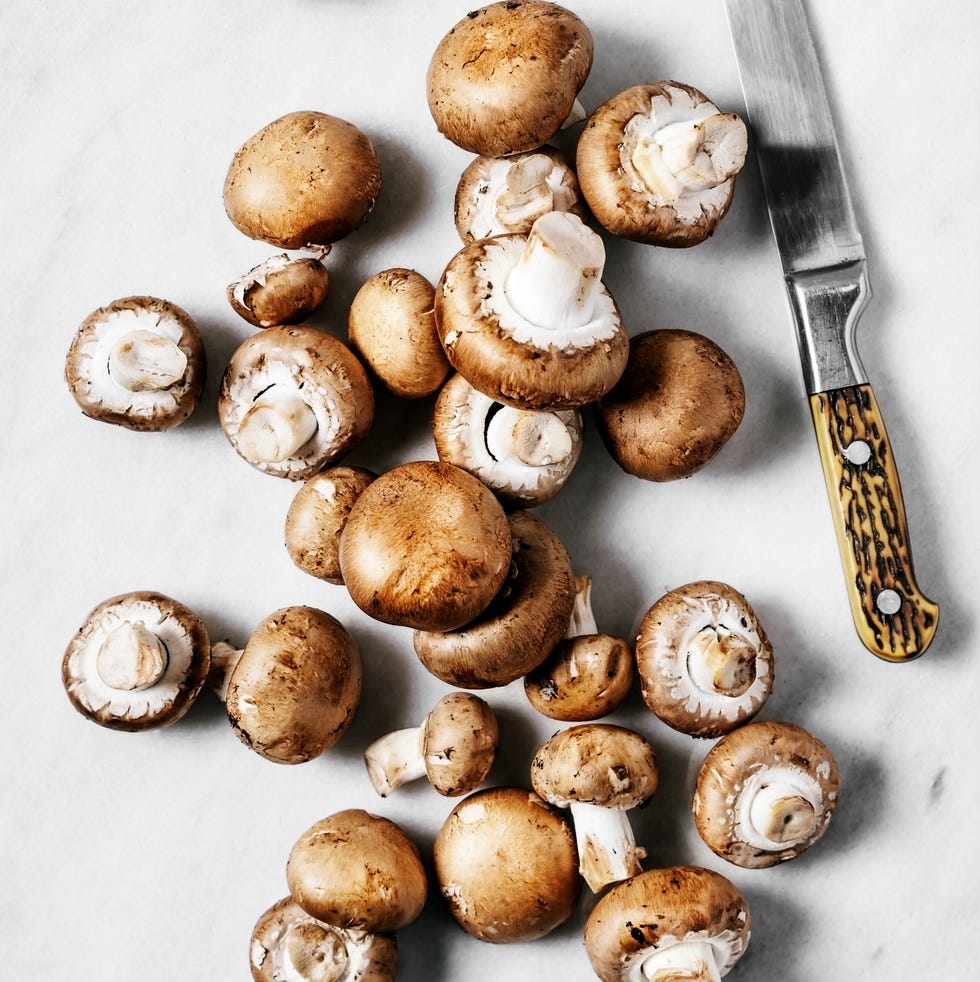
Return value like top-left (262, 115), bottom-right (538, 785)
top-left (207, 640), bottom-right (242, 703)
top-left (486, 404), bottom-right (574, 468)
top-left (640, 939), bottom-right (726, 982)
top-left (235, 386), bottom-right (319, 464)
top-left (107, 330), bottom-right (188, 392)
top-left (741, 766), bottom-right (821, 849)
top-left (566, 573), bottom-right (599, 637)
top-left (571, 800), bottom-right (646, 893)
top-left (687, 625), bottom-right (757, 699)
top-left (364, 727), bottom-right (426, 796)
top-left (96, 619), bottom-right (169, 691)
top-left (496, 153), bottom-right (563, 230)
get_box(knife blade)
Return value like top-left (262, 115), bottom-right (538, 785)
top-left (723, 0), bottom-right (939, 660)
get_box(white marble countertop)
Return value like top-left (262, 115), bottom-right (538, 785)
top-left (3, 1), bottom-right (978, 979)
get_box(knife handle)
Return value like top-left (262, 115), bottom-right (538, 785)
top-left (809, 383), bottom-right (939, 660)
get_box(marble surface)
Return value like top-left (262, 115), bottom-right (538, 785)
top-left (3, 1), bottom-right (978, 979)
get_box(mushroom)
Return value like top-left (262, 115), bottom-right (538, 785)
top-left (530, 723), bottom-right (658, 893)
top-left (432, 786), bottom-right (581, 943)
top-left (62, 591), bottom-right (210, 731)
top-left (65, 296), bottom-right (206, 431)
top-left (223, 110), bottom-right (382, 251)
top-left (524, 574), bottom-right (634, 721)
top-left (577, 81), bottom-right (749, 247)
top-left (338, 460), bottom-right (513, 632)
top-left (433, 373), bottom-right (583, 508)
top-left (412, 509), bottom-right (576, 688)
top-left (454, 146), bottom-right (586, 243)
top-left (583, 865), bottom-right (751, 982)
top-left (227, 254), bottom-right (329, 329)
top-left (692, 719), bottom-right (841, 869)
top-left (346, 268), bottom-right (450, 398)
top-left (435, 210), bottom-right (629, 410)
top-left (595, 329), bottom-right (745, 482)
top-left (426, 0), bottom-right (593, 157)
top-left (250, 896), bottom-right (398, 982)
top-left (363, 691), bottom-right (499, 797)
top-left (285, 810), bottom-right (428, 933)
top-left (218, 325), bottom-right (374, 481)
top-left (210, 606), bottom-right (361, 764)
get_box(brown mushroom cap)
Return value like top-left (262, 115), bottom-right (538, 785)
top-left (286, 810), bottom-right (428, 933)
top-left (227, 254), bottom-right (330, 329)
top-left (422, 692), bottom-right (499, 795)
top-left (595, 329), bottom-right (745, 482)
top-left (432, 786), bottom-right (581, 943)
top-left (223, 110), bottom-right (382, 250)
top-left (426, 1), bottom-right (594, 157)
top-left (225, 606), bottom-right (361, 764)
top-left (693, 720), bottom-right (841, 869)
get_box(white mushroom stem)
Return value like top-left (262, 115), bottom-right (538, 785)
top-left (685, 627), bottom-right (756, 698)
top-left (208, 640), bottom-right (244, 703)
top-left (639, 940), bottom-right (724, 982)
top-left (565, 574), bottom-right (598, 637)
top-left (569, 801), bottom-right (645, 893)
top-left (107, 329), bottom-right (188, 392)
top-left (363, 727), bottom-right (426, 796)
top-left (495, 153), bottom-right (557, 229)
top-left (95, 620), bottom-right (169, 691)
top-left (485, 405), bottom-right (574, 467)
top-left (561, 97), bottom-right (588, 130)
top-left (737, 764), bottom-right (823, 851)
top-left (236, 386), bottom-right (318, 463)
top-left (503, 212), bottom-right (605, 330)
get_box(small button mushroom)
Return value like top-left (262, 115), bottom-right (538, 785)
top-left (338, 460), bottom-right (513, 632)
top-left (692, 719), bottom-right (841, 869)
top-left (432, 786), bottom-right (581, 943)
top-left (524, 574), bottom-right (634, 721)
top-left (635, 580), bottom-right (774, 738)
top-left (530, 723), bottom-right (658, 893)
top-left (433, 373), bottom-right (584, 509)
top-left (218, 325), bottom-right (374, 481)
top-left (577, 81), bottom-right (749, 247)
top-left (435, 211), bottom-right (629, 411)
top-left (62, 591), bottom-right (210, 731)
top-left (426, 1), bottom-right (594, 157)
top-left (285, 810), bottom-right (428, 934)
top-left (583, 865), bottom-right (751, 982)
top-left (227, 254), bottom-right (330, 329)
top-left (413, 509), bottom-right (576, 688)
top-left (223, 110), bottom-right (382, 251)
top-left (595, 329), bottom-right (745, 482)
top-left (65, 296), bottom-right (206, 431)
top-left (363, 692), bottom-right (498, 797)
top-left (346, 268), bottom-right (450, 399)
top-left (250, 896), bottom-right (398, 982)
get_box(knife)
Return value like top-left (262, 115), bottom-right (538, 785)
top-left (723, 0), bottom-right (939, 661)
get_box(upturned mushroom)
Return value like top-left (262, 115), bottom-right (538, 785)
top-left (635, 581), bottom-right (774, 738)
top-left (285, 810), bottom-right (428, 933)
top-left (583, 865), bottom-right (751, 982)
top-left (426, 1), bottom-right (593, 157)
top-left (577, 81), bottom-right (749, 247)
top-left (595, 329), bottom-right (745, 482)
top-left (363, 691), bottom-right (498, 797)
top-left (432, 786), bottom-right (581, 943)
top-left (62, 591), bottom-right (210, 731)
top-left (218, 325), bottom-right (374, 480)
top-left (435, 210), bottom-right (629, 410)
top-left (530, 723), bottom-right (658, 893)
top-left (692, 720), bottom-right (841, 869)
top-left (65, 296), bottom-right (206, 431)
top-left (227, 254), bottom-right (330, 329)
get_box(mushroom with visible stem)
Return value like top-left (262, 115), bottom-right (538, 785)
top-left (227, 253), bottom-right (330, 329)
top-left (692, 719), bottom-right (841, 869)
top-left (530, 723), bottom-right (658, 893)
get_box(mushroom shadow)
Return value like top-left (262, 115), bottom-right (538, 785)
top-left (726, 882), bottom-right (809, 982)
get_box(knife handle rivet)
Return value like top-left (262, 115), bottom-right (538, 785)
top-left (876, 589), bottom-right (903, 616)
top-left (843, 440), bottom-right (872, 466)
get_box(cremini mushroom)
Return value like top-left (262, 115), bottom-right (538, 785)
top-left (524, 574), bottom-right (634, 721)
top-left (338, 460), bottom-right (513, 632)
top-left (210, 606), bottom-right (361, 764)
top-left (433, 372), bottom-right (583, 508)
top-left (693, 719), bottom-right (841, 869)
top-left (65, 296), bottom-right (206, 431)
top-left (227, 254), bottom-right (329, 329)
top-left (223, 110), bottom-right (382, 251)
top-left (218, 325), bottom-right (374, 480)
top-left (577, 81), bottom-right (749, 247)
top-left (62, 591), bottom-right (210, 731)
top-left (530, 723), bottom-right (658, 893)
top-left (413, 509), bottom-right (576, 688)
top-left (426, 0), bottom-right (593, 157)
top-left (250, 896), bottom-right (398, 982)
top-left (285, 810), bottom-right (428, 933)
top-left (435, 210), bottom-right (629, 410)
top-left (595, 329), bottom-right (745, 482)
top-left (584, 865), bottom-right (751, 982)
top-left (635, 580), bottom-right (774, 738)
top-left (363, 691), bottom-right (498, 797)
top-left (432, 786), bottom-right (581, 943)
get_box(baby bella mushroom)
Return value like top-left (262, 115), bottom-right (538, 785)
top-left (635, 580), bottom-right (774, 738)
top-left (693, 719), bottom-right (841, 869)
top-left (577, 81), bottom-right (748, 247)
top-left (227, 254), bottom-right (330, 329)
top-left (62, 591), bottom-right (210, 731)
top-left (65, 296), bottom-right (205, 431)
